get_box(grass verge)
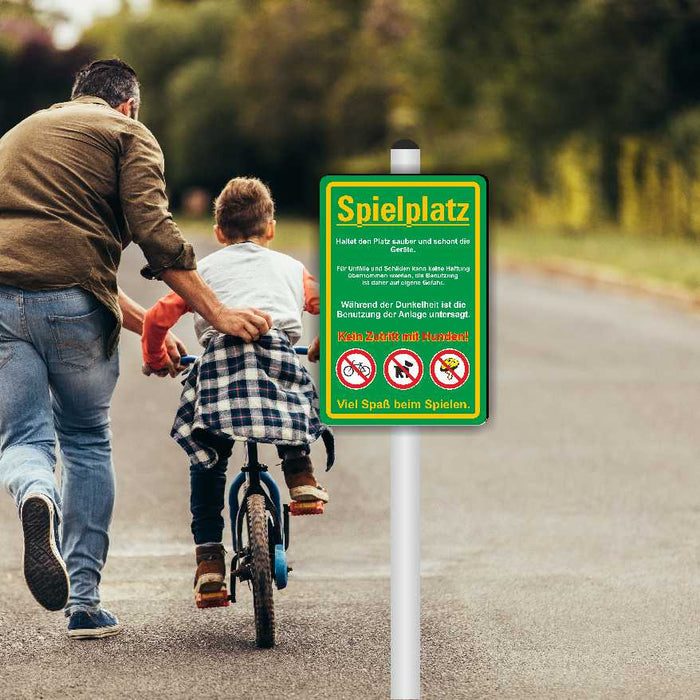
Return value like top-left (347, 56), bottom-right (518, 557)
top-left (495, 224), bottom-right (700, 298)
top-left (177, 215), bottom-right (317, 254)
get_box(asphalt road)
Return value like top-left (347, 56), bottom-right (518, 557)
top-left (1, 241), bottom-right (700, 699)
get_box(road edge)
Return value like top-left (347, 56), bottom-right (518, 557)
top-left (497, 253), bottom-right (700, 312)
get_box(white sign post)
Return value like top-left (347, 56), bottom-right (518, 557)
top-left (321, 141), bottom-right (487, 697)
top-left (390, 139), bottom-right (421, 700)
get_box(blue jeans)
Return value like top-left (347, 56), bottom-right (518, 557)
top-left (0, 285), bottom-right (119, 614)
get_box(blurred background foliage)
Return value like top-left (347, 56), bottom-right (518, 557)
top-left (2, 0), bottom-right (700, 238)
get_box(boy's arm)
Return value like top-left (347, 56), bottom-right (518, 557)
top-left (302, 268), bottom-right (321, 362)
top-left (303, 268), bottom-right (320, 315)
top-left (142, 292), bottom-right (192, 377)
top-left (307, 335), bottom-right (320, 363)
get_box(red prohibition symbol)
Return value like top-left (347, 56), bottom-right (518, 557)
top-left (430, 348), bottom-right (470, 390)
top-left (336, 348), bottom-right (377, 390)
top-left (383, 348), bottom-right (423, 390)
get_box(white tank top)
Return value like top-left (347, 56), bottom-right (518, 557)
top-left (193, 242), bottom-right (317, 346)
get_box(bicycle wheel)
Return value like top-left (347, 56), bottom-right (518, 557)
top-left (246, 493), bottom-right (275, 648)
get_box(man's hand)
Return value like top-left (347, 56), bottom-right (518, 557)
top-left (161, 269), bottom-right (272, 342)
top-left (308, 335), bottom-right (320, 363)
top-left (142, 331), bottom-right (188, 378)
top-left (211, 305), bottom-right (273, 343)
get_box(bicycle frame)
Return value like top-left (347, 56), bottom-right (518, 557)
top-left (229, 443), bottom-right (288, 551)
top-left (227, 442), bottom-right (291, 603)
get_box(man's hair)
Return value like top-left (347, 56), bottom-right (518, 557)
top-left (214, 177), bottom-right (275, 241)
top-left (71, 58), bottom-right (140, 110)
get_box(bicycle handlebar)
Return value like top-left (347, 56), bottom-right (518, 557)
top-left (180, 345), bottom-right (308, 366)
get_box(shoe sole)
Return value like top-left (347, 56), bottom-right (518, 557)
top-left (196, 573), bottom-right (226, 594)
top-left (68, 624), bottom-right (122, 640)
top-left (290, 485), bottom-right (329, 503)
top-left (21, 495), bottom-right (70, 612)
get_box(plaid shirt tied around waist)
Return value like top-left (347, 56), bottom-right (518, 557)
top-left (172, 329), bottom-right (334, 470)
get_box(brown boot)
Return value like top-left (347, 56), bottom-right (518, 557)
top-left (194, 543), bottom-right (227, 607)
top-left (282, 456), bottom-right (329, 503)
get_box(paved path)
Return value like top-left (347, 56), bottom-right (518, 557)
top-left (422, 269), bottom-right (700, 698)
top-left (1, 242), bottom-right (699, 698)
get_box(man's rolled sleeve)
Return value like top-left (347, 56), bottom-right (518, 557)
top-left (139, 242), bottom-right (196, 280)
top-left (118, 123), bottom-right (197, 279)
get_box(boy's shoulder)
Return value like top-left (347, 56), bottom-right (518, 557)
top-left (265, 246), bottom-right (305, 271)
top-left (197, 246), bottom-right (228, 269)
top-left (197, 245), bottom-right (245, 274)
top-left (198, 244), bottom-right (305, 273)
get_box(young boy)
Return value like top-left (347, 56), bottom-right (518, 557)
top-left (141, 177), bottom-right (331, 604)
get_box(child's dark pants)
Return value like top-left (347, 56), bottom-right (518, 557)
top-left (190, 442), bottom-right (311, 544)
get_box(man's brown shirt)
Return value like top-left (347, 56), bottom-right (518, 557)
top-left (0, 95), bottom-right (196, 354)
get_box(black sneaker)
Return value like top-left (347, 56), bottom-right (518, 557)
top-left (67, 609), bottom-right (121, 640)
top-left (21, 494), bottom-right (70, 611)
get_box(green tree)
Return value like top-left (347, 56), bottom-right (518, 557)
top-left (0, 2), bottom-right (89, 136)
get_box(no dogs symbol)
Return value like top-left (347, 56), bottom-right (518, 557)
top-left (430, 348), bottom-right (470, 390)
top-left (336, 348), bottom-right (376, 390)
top-left (383, 349), bottom-right (423, 390)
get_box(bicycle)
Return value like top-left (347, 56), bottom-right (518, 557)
top-left (342, 361), bottom-right (371, 378)
top-left (180, 346), bottom-right (325, 648)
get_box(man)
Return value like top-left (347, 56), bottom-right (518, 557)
top-left (0, 59), bottom-right (272, 639)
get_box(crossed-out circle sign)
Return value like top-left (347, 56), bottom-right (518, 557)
top-left (336, 348), bottom-right (377, 390)
top-left (430, 348), bottom-right (470, 390)
top-left (383, 348), bottom-right (423, 390)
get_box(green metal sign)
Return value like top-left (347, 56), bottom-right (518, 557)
top-left (320, 174), bottom-right (488, 425)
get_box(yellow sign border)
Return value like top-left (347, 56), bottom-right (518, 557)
top-left (325, 181), bottom-right (481, 420)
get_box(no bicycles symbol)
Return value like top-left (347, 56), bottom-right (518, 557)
top-left (336, 348), bottom-right (376, 390)
top-left (430, 348), bottom-right (470, 390)
top-left (383, 349), bottom-right (423, 390)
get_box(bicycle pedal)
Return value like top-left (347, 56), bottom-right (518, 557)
top-left (195, 588), bottom-right (230, 609)
top-left (289, 500), bottom-right (325, 516)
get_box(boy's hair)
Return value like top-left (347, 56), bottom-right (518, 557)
top-left (214, 177), bottom-right (275, 241)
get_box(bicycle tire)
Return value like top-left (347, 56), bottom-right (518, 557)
top-left (246, 493), bottom-right (275, 648)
